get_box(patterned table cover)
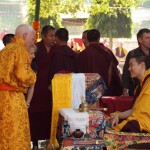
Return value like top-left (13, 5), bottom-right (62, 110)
top-left (57, 111), bottom-right (150, 150)
top-left (104, 128), bottom-right (150, 150)
top-left (60, 145), bottom-right (103, 150)
top-left (56, 110), bottom-right (109, 146)
top-left (60, 138), bottom-right (105, 150)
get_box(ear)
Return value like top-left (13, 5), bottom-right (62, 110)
top-left (41, 34), bottom-right (45, 40)
top-left (23, 33), bottom-right (27, 40)
top-left (138, 37), bottom-right (142, 45)
top-left (141, 62), bottom-right (146, 70)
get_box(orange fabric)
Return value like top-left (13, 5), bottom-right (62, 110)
top-left (0, 84), bottom-right (15, 91)
top-left (0, 36), bottom-right (36, 150)
top-left (32, 21), bottom-right (40, 41)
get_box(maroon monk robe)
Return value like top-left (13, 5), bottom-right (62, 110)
top-left (79, 43), bottom-right (122, 96)
top-left (49, 45), bottom-right (78, 80)
top-left (79, 43), bottom-right (111, 86)
top-left (29, 40), bottom-right (56, 142)
top-left (99, 43), bottom-right (123, 96)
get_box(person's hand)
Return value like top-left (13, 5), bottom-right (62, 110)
top-left (123, 88), bottom-right (129, 96)
top-left (27, 103), bottom-right (30, 108)
top-left (123, 91), bottom-right (129, 96)
top-left (111, 113), bottom-right (119, 128)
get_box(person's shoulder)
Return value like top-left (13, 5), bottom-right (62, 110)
top-left (82, 46), bottom-right (92, 52)
top-left (79, 48), bottom-right (88, 55)
top-left (3, 42), bottom-right (23, 53)
top-left (128, 47), bottom-right (144, 57)
top-left (64, 45), bottom-right (78, 56)
top-left (35, 40), bottom-right (44, 49)
top-left (129, 47), bottom-right (140, 52)
top-left (0, 42), bottom-right (27, 60)
top-left (115, 47), bottom-right (119, 50)
top-left (50, 43), bottom-right (57, 49)
top-left (126, 47), bottom-right (139, 56)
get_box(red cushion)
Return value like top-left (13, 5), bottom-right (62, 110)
top-left (100, 96), bottom-right (134, 115)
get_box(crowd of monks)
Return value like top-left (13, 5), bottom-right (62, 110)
top-left (1, 23), bottom-right (150, 150)
top-left (28, 26), bottom-right (123, 149)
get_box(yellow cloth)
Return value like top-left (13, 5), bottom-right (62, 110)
top-left (114, 69), bottom-right (150, 132)
top-left (50, 74), bottom-right (72, 147)
top-left (118, 46), bottom-right (128, 57)
top-left (0, 36), bottom-right (36, 150)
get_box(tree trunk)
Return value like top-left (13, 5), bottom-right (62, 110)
top-left (109, 37), bottom-right (113, 50)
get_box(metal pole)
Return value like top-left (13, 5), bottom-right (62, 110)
top-left (32, 0), bottom-right (40, 41)
top-left (35, 0), bottom-right (40, 21)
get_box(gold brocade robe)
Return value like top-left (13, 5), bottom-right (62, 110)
top-left (114, 69), bottom-right (150, 133)
top-left (0, 36), bottom-right (36, 150)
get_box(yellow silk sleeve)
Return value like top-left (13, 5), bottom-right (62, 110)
top-left (14, 46), bottom-right (36, 87)
top-left (0, 39), bottom-right (36, 91)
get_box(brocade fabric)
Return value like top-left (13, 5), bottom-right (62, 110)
top-left (0, 36), bottom-right (36, 150)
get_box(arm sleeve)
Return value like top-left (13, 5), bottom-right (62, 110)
top-left (14, 47), bottom-right (36, 87)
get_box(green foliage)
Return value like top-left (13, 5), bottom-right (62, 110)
top-left (59, 0), bottom-right (84, 14)
top-left (86, 10), bottom-right (132, 38)
top-left (40, 16), bottom-right (63, 30)
top-left (27, 0), bottom-right (84, 29)
top-left (86, 0), bottom-right (144, 38)
top-left (90, 0), bottom-right (143, 16)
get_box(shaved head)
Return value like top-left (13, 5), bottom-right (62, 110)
top-left (15, 24), bottom-right (36, 50)
top-left (15, 24), bottom-right (35, 36)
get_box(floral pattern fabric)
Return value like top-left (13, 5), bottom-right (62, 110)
top-left (104, 128), bottom-right (150, 150)
top-left (60, 138), bottom-right (105, 150)
top-left (58, 112), bottom-right (150, 150)
top-left (56, 110), bottom-right (109, 145)
top-left (61, 145), bottom-right (104, 150)
top-left (89, 111), bottom-right (108, 138)
top-left (85, 73), bottom-right (107, 104)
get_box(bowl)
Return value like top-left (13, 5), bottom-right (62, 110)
top-left (72, 129), bottom-right (84, 138)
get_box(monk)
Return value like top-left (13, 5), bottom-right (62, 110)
top-left (112, 54), bottom-right (150, 133)
top-left (0, 24), bottom-right (36, 150)
top-left (100, 43), bottom-right (123, 95)
top-left (49, 28), bottom-right (78, 80)
top-left (28, 25), bottom-right (56, 149)
top-left (82, 30), bottom-right (89, 48)
top-left (79, 29), bottom-right (122, 96)
top-left (2, 33), bottom-right (14, 46)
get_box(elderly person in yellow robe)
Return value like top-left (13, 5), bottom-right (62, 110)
top-left (0, 24), bottom-right (36, 150)
top-left (112, 53), bottom-right (150, 133)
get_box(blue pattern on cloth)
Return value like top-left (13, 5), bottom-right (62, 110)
top-left (60, 116), bottom-right (110, 141)
top-left (86, 78), bottom-right (107, 104)
top-left (70, 145), bottom-right (104, 150)
top-left (62, 120), bottom-right (71, 140)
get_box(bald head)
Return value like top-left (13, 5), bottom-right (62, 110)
top-left (15, 24), bottom-right (36, 50)
top-left (15, 24), bottom-right (34, 36)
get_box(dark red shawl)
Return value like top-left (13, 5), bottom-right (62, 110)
top-left (30, 41), bottom-right (56, 112)
top-left (79, 43), bottom-right (122, 96)
top-left (49, 45), bottom-right (78, 80)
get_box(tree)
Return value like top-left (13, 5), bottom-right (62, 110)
top-left (86, 10), bottom-right (132, 49)
top-left (90, 0), bottom-right (143, 15)
top-left (27, 0), bottom-right (84, 31)
top-left (86, 0), bottom-right (143, 49)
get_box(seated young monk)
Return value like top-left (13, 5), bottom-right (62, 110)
top-left (111, 53), bottom-right (150, 133)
